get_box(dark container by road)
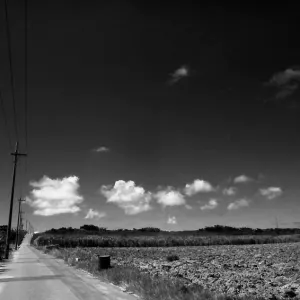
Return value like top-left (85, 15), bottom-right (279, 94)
top-left (98, 255), bottom-right (110, 270)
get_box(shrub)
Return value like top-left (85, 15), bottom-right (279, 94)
top-left (166, 254), bottom-right (179, 262)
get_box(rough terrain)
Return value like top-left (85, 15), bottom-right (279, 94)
top-left (0, 234), bottom-right (137, 300)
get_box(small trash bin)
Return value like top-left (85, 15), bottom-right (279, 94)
top-left (98, 255), bottom-right (110, 270)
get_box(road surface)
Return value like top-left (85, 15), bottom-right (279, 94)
top-left (0, 234), bottom-right (137, 300)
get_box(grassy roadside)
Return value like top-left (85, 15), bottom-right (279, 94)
top-left (36, 245), bottom-right (275, 300)
top-left (1, 230), bottom-right (27, 260)
top-left (0, 244), bottom-right (18, 261)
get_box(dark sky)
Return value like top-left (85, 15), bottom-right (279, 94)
top-left (0, 1), bottom-right (300, 231)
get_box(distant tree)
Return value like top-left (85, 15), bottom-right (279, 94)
top-left (204, 225), bottom-right (230, 232)
top-left (239, 227), bottom-right (254, 235)
top-left (80, 224), bottom-right (100, 231)
top-left (98, 227), bottom-right (107, 232)
top-left (58, 227), bottom-right (68, 231)
top-left (138, 227), bottom-right (161, 232)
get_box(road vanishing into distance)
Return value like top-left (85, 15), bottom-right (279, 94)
top-left (0, 234), bottom-right (136, 300)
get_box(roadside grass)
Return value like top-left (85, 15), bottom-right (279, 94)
top-left (38, 245), bottom-right (278, 300)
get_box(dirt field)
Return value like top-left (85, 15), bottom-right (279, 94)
top-left (51, 241), bottom-right (300, 299)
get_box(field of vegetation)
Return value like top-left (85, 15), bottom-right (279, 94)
top-left (31, 225), bottom-right (300, 300)
top-left (32, 233), bottom-right (300, 248)
top-left (31, 224), bottom-right (300, 249)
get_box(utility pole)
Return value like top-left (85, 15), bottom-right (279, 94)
top-left (5, 142), bottom-right (27, 259)
top-left (15, 198), bottom-right (25, 250)
top-left (19, 210), bottom-right (24, 231)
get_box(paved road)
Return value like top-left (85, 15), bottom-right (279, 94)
top-left (0, 234), bottom-right (136, 300)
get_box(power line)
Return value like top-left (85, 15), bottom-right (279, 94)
top-left (0, 89), bottom-right (13, 151)
top-left (24, 0), bottom-right (28, 152)
top-left (4, 0), bottom-right (19, 143)
top-left (23, 0), bottom-right (29, 205)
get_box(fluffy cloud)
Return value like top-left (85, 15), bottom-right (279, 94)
top-left (168, 65), bottom-right (190, 85)
top-left (227, 199), bottom-right (250, 210)
top-left (155, 188), bottom-right (186, 208)
top-left (233, 175), bottom-right (253, 184)
top-left (100, 180), bottom-right (152, 215)
top-left (94, 146), bottom-right (109, 153)
top-left (184, 179), bottom-right (214, 196)
top-left (26, 176), bottom-right (84, 216)
top-left (200, 199), bottom-right (218, 210)
top-left (265, 66), bottom-right (300, 100)
top-left (167, 216), bottom-right (177, 225)
top-left (223, 187), bottom-right (237, 196)
top-left (259, 187), bottom-right (282, 200)
top-left (85, 209), bottom-right (106, 219)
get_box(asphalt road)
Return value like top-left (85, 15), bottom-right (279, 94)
top-left (0, 234), bottom-right (136, 300)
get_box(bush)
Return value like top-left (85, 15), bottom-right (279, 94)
top-left (166, 254), bottom-right (179, 262)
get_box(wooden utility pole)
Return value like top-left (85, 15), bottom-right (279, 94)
top-left (15, 198), bottom-right (25, 250)
top-left (5, 142), bottom-right (27, 259)
top-left (19, 210), bottom-right (24, 231)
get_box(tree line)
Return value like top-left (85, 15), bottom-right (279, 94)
top-left (43, 224), bottom-right (300, 235)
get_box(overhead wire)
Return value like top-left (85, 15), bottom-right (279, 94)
top-left (3, 0), bottom-right (30, 228)
top-left (24, 0), bottom-right (28, 153)
top-left (0, 89), bottom-right (13, 152)
top-left (4, 0), bottom-right (19, 143)
top-left (21, 0), bottom-right (29, 201)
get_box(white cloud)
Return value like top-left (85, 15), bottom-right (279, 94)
top-left (100, 180), bottom-right (152, 215)
top-left (265, 66), bottom-right (300, 100)
top-left (94, 146), bottom-right (109, 153)
top-left (227, 199), bottom-right (250, 210)
top-left (259, 187), bottom-right (283, 200)
top-left (223, 187), bottom-right (237, 196)
top-left (85, 209), bottom-right (106, 219)
top-left (269, 68), bottom-right (300, 86)
top-left (155, 187), bottom-right (186, 208)
top-left (168, 65), bottom-right (190, 85)
top-left (184, 179), bottom-right (214, 196)
top-left (167, 216), bottom-right (177, 225)
top-left (200, 199), bottom-right (218, 210)
top-left (26, 176), bottom-right (84, 216)
top-left (233, 175), bottom-right (253, 184)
